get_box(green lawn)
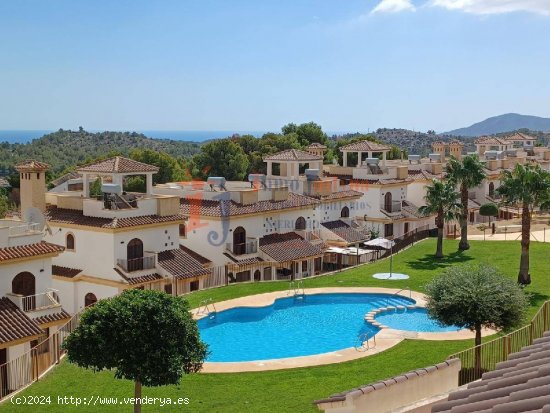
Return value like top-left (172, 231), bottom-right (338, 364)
top-left (2, 239), bottom-right (549, 413)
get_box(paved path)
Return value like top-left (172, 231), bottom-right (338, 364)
top-left (468, 228), bottom-right (550, 242)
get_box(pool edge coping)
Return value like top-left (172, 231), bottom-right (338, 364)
top-left (195, 287), bottom-right (496, 373)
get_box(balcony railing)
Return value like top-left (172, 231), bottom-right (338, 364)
top-left (117, 255), bottom-right (156, 272)
top-left (18, 290), bottom-right (60, 312)
top-left (226, 239), bottom-right (258, 255)
top-left (8, 223), bottom-right (41, 236)
top-left (381, 201), bottom-right (402, 213)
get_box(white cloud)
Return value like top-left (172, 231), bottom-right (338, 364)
top-left (430, 0), bottom-right (550, 16)
top-left (371, 0), bottom-right (416, 14)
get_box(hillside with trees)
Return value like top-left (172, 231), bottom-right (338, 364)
top-left (0, 128), bottom-right (202, 176)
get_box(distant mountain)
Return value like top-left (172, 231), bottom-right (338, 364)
top-left (446, 113), bottom-right (550, 137)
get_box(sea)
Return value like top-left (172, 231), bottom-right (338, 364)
top-left (0, 130), bottom-right (268, 144)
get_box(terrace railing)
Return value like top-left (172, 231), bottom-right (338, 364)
top-left (448, 300), bottom-right (550, 385)
top-left (0, 308), bottom-right (83, 400)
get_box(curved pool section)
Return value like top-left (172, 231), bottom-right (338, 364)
top-left (375, 308), bottom-right (460, 332)
top-left (198, 293), bottom-right (414, 362)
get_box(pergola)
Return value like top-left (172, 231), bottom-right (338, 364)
top-left (339, 140), bottom-right (391, 167)
top-left (76, 156), bottom-right (159, 197)
top-left (263, 149), bottom-right (323, 179)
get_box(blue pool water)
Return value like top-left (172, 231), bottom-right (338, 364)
top-left (198, 293), bottom-right (415, 362)
top-left (376, 308), bottom-right (460, 333)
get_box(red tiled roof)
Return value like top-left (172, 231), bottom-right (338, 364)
top-left (45, 206), bottom-right (185, 229)
top-left (408, 170), bottom-right (445, 181)
top-left (158, 246), bottom-right (211, 279)
top-left (0, 241), bottom-right (64, 263)
top-left (259, 232), bottom-right (324, 262)
top-left (475, 136), bottom-right (510, 145)
top-left (263, 149), bottom-right (323, 162)
top-left (325, 174), bottom-right (411, 186)
top-left (433, 332), bottom-right (550, 413)
top-left (321, 220), bottom-right (370, 243)
top-left (33, 309), bottom-right (71, 325)
top-left (113, 268), bottom-right (164, 285)
top-left (308, 190), bottom-right (364, 201)
top-left (15, 160), bottom-right (50, 172)
top-left (505, 132), bottom-right (536, 141)
top-left (0, 298), bottom-right (43, 345)
top-left (180, 192), bottom-right (319, 217)
top-left (76, 156), bottom-right (159, 174)
top-left (52, 265), bottom-right (82, 278)
top-left (223, 253), bottom-right (264, 264)
top-left (180, 245), bottom-right (211, 265)
top-left (340, 140), bottom-right (390, 152)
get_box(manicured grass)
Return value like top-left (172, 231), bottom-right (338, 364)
top-left (3, 239), bottom-right (549, 413)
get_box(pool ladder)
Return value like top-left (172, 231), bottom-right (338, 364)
top-left (355, 333), bottom-right (377, 352)
top-left (288, 280), bottom-right (305, 297)
top-left (197, 298), bottom-right (217, 318)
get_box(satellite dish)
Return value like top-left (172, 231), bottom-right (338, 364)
top-left (23, 207), bottom-right (46, 231)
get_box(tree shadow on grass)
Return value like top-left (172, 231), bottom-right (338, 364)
top-left (526, 291), bottom-right (550, 307)
top-left (407, 251), bottom-right (475, 271)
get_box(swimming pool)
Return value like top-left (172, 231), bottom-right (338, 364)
top-left (375, 308), bottom-right (460, 333)
top-left (198, 293), bottom-right (416, 362)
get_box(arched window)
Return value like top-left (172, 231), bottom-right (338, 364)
top-left (233, 227), bottom-right (246, 255)
top-left (341, 206), bottom-right (350, 218)
top-left (179, 223), bottom-right (186, 238)
top-left (66, 233), bottom-right (75, 250)
top-left (384, 192), bottom-right (392, 212)
top-left (127, 238), bottom-right (144, 271)
top-left (12, 272), bottom-right (36, 311)
top-left (295, 217), bottom-right (306, 230)
top-left (489, 182), bottom-right (495, 198)
top-left (84, 293), bottom-right (97, 307)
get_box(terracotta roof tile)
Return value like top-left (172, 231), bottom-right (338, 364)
top-left (0, 298), bottom-right (43, 345)
top-left (223, 253), bottom-right (264, 264)
top-left (15, 160), bottom-right (50, 172)
top-left (113, 268), bottom-right (164, 285)
top-left (433, 332), bottom-right (550, 413)
top-left (308, 190), bottom-right (364, 201)
top-left (340, 140), bottom-right (391, 152)
top-left (505, 132), bottom-right (536, 141)
top-left (76, 156), bottom-right (159, 174)
top-left (158, 246), bottom-right (211, 279)
top-left (51, 265), bottom-right (82, 278)
top-left (33, 309), bottom-right (71, 325)
top-left (475, 136), bottom-right (511, 145)
top-left (0, 241), bottom-right (64, 262)
top-left (51, 171), bottom-right (81, 187)
top-left (259, 232), bottom-right (324, 262)
top-left (180, 192), bottom-right (319, 217)
top-left (263, 149), bottom-right (323, 162)
top-left (321, 220), bottom-right (370, 243)
top-left (45, 206), bottom-right (185, 229)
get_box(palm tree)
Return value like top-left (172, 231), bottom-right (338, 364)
top-left (418, 179), bottom-right (461, 258)
top-left (446, 155), bottom-right (486, 251)
top-left (497, 163), bottom-right (550, 285)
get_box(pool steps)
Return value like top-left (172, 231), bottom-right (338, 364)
top-left (364, 304), bottom-right (422, 330)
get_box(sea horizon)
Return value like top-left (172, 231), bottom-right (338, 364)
top-left (0, 129), bottom-right (363, 144)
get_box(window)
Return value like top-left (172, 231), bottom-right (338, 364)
top-left (233, 227), bottom-right (246, 255)
top-left (66, 233), bottom-right (75, 251)
top-left (341, 206), bottom-right (350, 218)
top-left (127, 238), bottom-right (144, 271)
top-left (384, 192), bottom-right (392, 212)
top-left (384, 223), bottom-right (394, 237)
top-left (179, 223), bottom-right (186, 238)
top-left (190, 280), bottom-right (199, 291)
top-left (295, 217), bottom-right (306, 230)
top-left (84, 293), bottom-right (97, 307)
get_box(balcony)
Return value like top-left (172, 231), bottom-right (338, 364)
top-left (116, 254), bottom-right (156, 272)
top-left (226, 238), bottom-right (258, 255)
top-left (7, 289), bottom-right (60, 312)
top-left (381, 200), bottom-right (402, 214)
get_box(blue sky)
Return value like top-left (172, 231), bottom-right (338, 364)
top-left (0, 0), bottom-right (549, 133)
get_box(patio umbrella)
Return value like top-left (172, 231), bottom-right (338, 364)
top-left (364, 238), bottom-right (396, 278)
